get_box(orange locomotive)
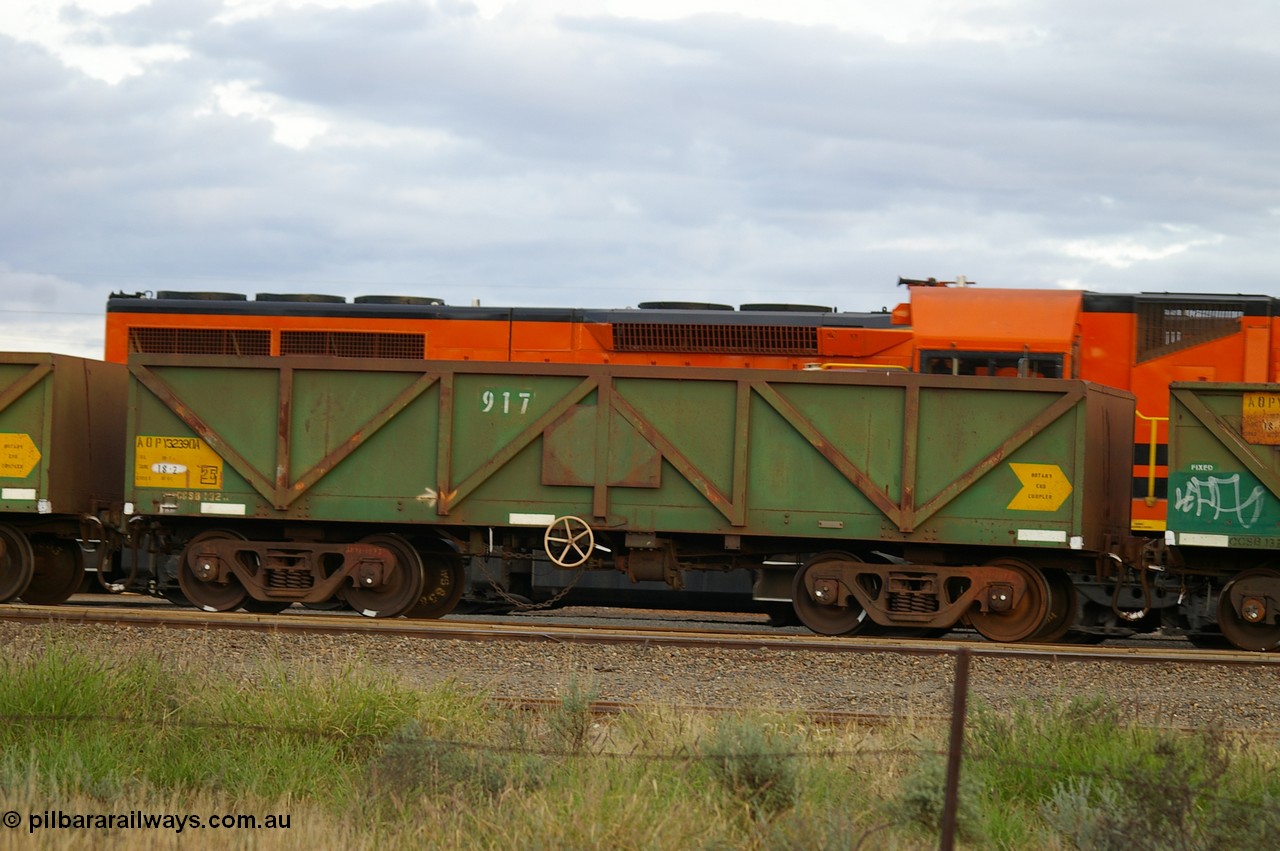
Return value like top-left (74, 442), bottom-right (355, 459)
top-left (104, 292), bottom-right (915, 371)
top-left (896, 280), bottom-right (1277, 531)
top-left (106, 284), bottom-right (1280, 532)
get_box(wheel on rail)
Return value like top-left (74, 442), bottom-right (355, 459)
top-left (346, 534), bottom-right (424, 618)
top-left (968, 558), bottom-right (1052, 643)
top-left (764, 602), bottom-right (802, 627)
top-left (1217, 567), bottom-right (1280, 652)
top-left (1184, 630), bottom-right (1233, 650)
top-left (544, 516), bottom-right (594, 568)
top-left (1061, 630), bottom-right (1109, 645)
top-left (178, 529), bottom-right (250, 612)
top-left (240, 599), bottom-right (293, 614)
top-left (0, 523), bottom-right (35, 603)
top-left (151, 553), bottom-right (192, 606)
top-left (1030, 568), bottom-right (1078, 643)
top-left (302, 593), bottom-right (348, 612)
top-left (791, 551), bottom-right (876, 636)
top-left (21, 538), bottom-right (84, 605)
top-left (404, 539), bottom-right (466, 619)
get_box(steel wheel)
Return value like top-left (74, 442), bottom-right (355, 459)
top-left (178, 530), bottom-right (249, 612)
top-left (21, 539), bottom-right (84, 605)
top-left (405, 541), bottom-right (466, 619)
top-left (544, 516), bottom-right (594, 568)
top-left (0, 523), bottom-right (35, 603)
top-left (1031, 568), bottom-right (1078, 643)
top-left (792, 552), bottom-right (875, 636)
top-left (969, 558), bottom-right (1052, 643)
top-left (346, 534), bottom-right (424, 618)
top-left (1218, 568), bottom-right (1280, 652)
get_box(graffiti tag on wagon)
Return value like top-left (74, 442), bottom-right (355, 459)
top-left (1172, 472), bottom-right (1266, 529)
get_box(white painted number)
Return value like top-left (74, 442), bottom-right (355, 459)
top-left (481, 390), bottom-right (533, 415)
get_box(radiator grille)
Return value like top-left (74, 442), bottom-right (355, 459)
top-left (128, 328), bottom-right (271, 356)
top-left (612, 323), bottom-right (819, 355)
top-left (1136, 301), bottom-right (1242, 362)
top-left (280, 331), bottom-right (425, 359)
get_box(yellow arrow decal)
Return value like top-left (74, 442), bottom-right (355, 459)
top-left (0, 433), bottom-right (41, 478)
top-left (1007, 463), bottom-right (1072, 511)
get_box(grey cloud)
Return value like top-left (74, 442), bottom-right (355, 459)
top-left (1, 1), bottom-right (1278, 358)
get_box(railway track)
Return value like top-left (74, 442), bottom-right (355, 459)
top-left (4, 598), bottom-right (1276, 668)
top-left (7, 596), bottom-right (1280, 735)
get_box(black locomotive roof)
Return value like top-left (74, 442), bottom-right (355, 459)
top-left (106, 292), bottom-right (898, 328)
top-left (1082, 291), bottom-right (1279, 315)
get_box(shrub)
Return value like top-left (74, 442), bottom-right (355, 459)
top-left (703, 716), bottom-right (800, 819)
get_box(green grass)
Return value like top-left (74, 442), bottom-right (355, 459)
top-left (0, 630), bottom-right (1277, 850)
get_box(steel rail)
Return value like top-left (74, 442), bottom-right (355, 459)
top-left (2, 603), bottom-right (1277, 668)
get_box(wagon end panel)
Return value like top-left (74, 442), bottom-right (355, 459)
top-left (127, 356), bottom-right (444, 522)
top-left (1167, 382), bottom-right (1280, 549)
top-left (0, 355), bottom-right (53, 513)
top-left (902, 378), bottom-right (1131, 553)
top-left (0, 354), bottom-right (127, 517)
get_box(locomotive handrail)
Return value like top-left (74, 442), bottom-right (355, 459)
top-left (1134, 410), bottom-right (1169, 507)
top-left (803, 362), bottom-right (910, 371)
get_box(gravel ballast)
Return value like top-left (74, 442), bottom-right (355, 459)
top-left (4, 618), bottom-right (1278, 732)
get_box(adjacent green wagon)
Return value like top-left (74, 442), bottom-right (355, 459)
top-left (0, 353), bottom-right (126, 603)
top-left (1166, 382), bottom-right (1280, 650)
top-left (126, 355), bottom-right (1133, 640)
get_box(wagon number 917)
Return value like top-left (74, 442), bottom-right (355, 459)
top-left (482, 390), bottom-right (533, 415)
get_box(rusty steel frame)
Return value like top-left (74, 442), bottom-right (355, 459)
top-left (797, 557), bottom-right (1034, 629)
top-left (186, 538), bottom-right (394, 604)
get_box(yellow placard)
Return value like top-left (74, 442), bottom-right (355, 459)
top-left (1007, 463), bottom-right (1072, 511)
top-left (134, 436), bottom-right (223, 490)
top-left (0, 433), bottom-right (41, 478)
top-left (1242, 393), bottom-right (1280, 445)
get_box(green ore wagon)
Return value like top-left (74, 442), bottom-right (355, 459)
top-left (0, 353), bottom-right (126, 604)
top-left (126, 356), bottom-right (1133, 642)
top-left (1166, 382), bottom-right (1280, 650)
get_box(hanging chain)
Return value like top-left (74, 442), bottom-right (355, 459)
top-left (472, 551), bottom-right (592, 612)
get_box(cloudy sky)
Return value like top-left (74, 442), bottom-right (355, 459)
top-left (2, 0), bottom-right (1277, 358)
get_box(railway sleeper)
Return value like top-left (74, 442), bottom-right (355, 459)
top-left (798, 560), bottom-right (1039, 634)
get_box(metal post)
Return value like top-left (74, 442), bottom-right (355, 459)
top-left (939, 648), bottom-right (971, 851)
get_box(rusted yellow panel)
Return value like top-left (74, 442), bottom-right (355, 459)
top-left (1242, 392), bottom-right (1280, 444)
